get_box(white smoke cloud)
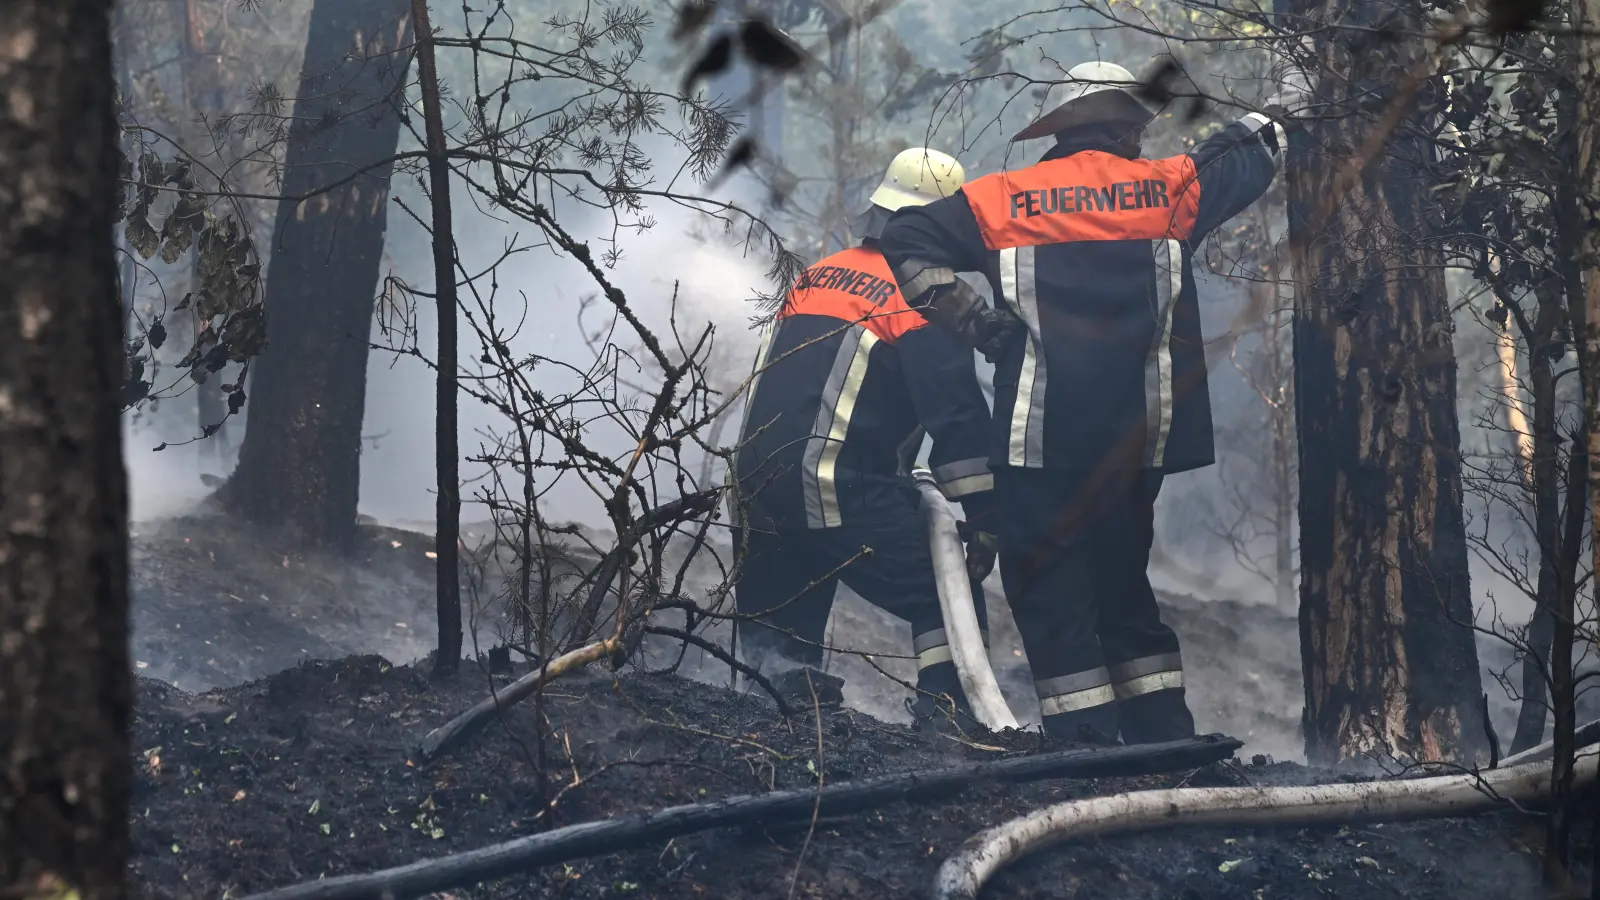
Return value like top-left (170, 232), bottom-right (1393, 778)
top-left (357, 146), bottom-right (776, 530)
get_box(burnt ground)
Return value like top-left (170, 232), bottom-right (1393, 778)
top-left (128, 512), bottom-right (1586, 898)
top-left (132, 655), bottom-right (1573, 900)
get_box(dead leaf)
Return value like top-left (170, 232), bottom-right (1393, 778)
top-left (671, 0), bottom-right (718, 42)
top-left (682, 31), bottom-right (734, 93)
top-left (738, 18), bottom-right (806, 72)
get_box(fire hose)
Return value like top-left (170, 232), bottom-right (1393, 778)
top-left (934, 747), bottom-right (1600, 900)
top-left (912, 469), bottom-right (1020, 731)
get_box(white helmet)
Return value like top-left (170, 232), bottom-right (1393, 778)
top-left (1012, 61), bottom-right (1162, 142)
top-left (868, 147), bottom-right (966, 211)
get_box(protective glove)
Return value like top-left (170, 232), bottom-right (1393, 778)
top-left (896, 260), bottom-right (1024, 364)
top-left (970, 305), bottom-right (1024, 365)
top-left (957, 520), bottom-right (999, 582)
top-left (1263, 36), bottom-right (1317, 127)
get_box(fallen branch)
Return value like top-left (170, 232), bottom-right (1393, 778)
top-left (243, 735), bottom-right (1242, 900)
top-left (567, 488), bottom-right (721, 652)
top-left (935, 748), bottom-right (1600, 900)
top-left (416, 490), bottom-right (723, 764)
top-left (644, 624), bottom-right (795, 718)
top-left (413, 638), bottom-right (618, 764)
top-left (1499, 717), bottom-right (1600, 768)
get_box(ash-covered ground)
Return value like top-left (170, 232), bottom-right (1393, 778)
top-left (128, 512), bottom-right (1581, 899)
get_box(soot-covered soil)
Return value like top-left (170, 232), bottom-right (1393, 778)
top-left (132, 655), bottom-right (1561, 900)
top-left (131, 512), bottom-right (1306, 759)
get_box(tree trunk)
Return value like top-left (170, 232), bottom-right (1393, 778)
top-left (1268, 305), bottom-right (1298, 613)
top-left (1281, 0), bottom-right (1486, 766)
top-left (220, 0), bottom-right (414, 552)
top-left (0, 3), bottom-right (132, 898)
top-left (1512, 603), bottom-right (1554, 753)
top-left (1507, 272), bottom-right (1567, 758)
top-left (1571, 1), bottom-right (1600, 890)
top-left (410, 0), bottom-right (461, 675)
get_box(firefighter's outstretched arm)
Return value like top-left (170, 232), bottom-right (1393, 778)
top-left (879, 194), bottom-right (1021, 361)
top-left (1185, 54), bottom-right (1317, 241)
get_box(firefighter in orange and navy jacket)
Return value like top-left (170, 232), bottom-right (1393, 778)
top-left (877, 61), bottom-right (1311, 743)
top-left (731, 147), bottom-right (999, 722)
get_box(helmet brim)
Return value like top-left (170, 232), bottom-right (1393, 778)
top-left (1011, 89), bottom-right (1158, 143)
top-left (868, 183), bottom-right (947, 211)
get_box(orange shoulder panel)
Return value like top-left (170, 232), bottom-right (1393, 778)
top-left (778, 246), bottom-right (927, 344)
top-left (961, 151), bottom-right (1200, 250)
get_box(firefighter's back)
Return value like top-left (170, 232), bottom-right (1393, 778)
top-left (734, 246), bottom-right (926, 532)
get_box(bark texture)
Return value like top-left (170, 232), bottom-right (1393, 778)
top-left (221, 0), bottom-right (413, 552)
top-left (1572, 0), bottom-right (1600, 892)
top-left (0, 3), bottom-right (132, 898)
top-left (1281, 0), bottom-right (1486, 766)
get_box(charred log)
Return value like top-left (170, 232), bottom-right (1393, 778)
top-left (246, 736), bottom-right (1243, 900)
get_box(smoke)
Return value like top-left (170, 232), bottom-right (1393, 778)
top-left (355, 140), bottom-right (773, 530)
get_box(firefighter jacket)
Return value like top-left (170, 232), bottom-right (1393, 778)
top-left (733, 243), bottom-right (996, 533)
top-left (878, 114), bottom-right (1285, 474)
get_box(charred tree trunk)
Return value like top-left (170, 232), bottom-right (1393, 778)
top-left (220, 0), bottom-right (414, 552)
top-left (1281, 0), bottom-right (1486, 766)
top-left (1503, 275), bottom-right (1565, 758)
top-left (0, 3), bottom-right (132, 898)
top-left (1571, 1), bottom-right (1600, 890)
top-left (410, 0), bottom-right (461, 675)
top-left (1542, 47), bottom-right (1593, 881)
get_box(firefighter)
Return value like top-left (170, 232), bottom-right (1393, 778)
top-left (730, 147), bottom-right (999, 723)
top-left (876, 60), bottom-right (1312, 743)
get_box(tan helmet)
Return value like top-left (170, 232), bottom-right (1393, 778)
top-left (1012, 61), bottom-right (1162, 142)
top-left (868, 148), bottom-right (966, 211)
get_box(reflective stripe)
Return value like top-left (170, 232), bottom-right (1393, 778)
top-left (939, 473), bottom-right (995, 499)
top-left (1035, 667), bottom-right (1112, 698)
top-left (898, 263), bottom-right (957, 302)
top-left (1143, 239), bottom-right (1181, 467)
top-left (932, 457), bottom-right (991, 483)
top-left (801, 326), bottom-right (880, 529)
top-left (935, 457), bottom-right (993, 499)
top-left (728, 322), bottom-right (777, 529)
top-left (1110, 653), bottom-right (1184, 700)
top-left (1113, 670), bottom-right (1185, 699)
top-left (913, 628), bottom-right (989, 671)
top-left (1040, 684), bottom-right (1117, 716)
top-left (1239, 112), bottom-right (1285, 171)
top-left (1107, 652), bottom-right (1183, 683)
top-left (1003, 245), bottom-right (1046, 468)
top-left (912, 629), bottom-right (949, 654)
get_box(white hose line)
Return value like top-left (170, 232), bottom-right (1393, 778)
top-left (936, 749), bottom-right (1600, 900)
top-left (913, 470), bottom-right (1020, 731)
